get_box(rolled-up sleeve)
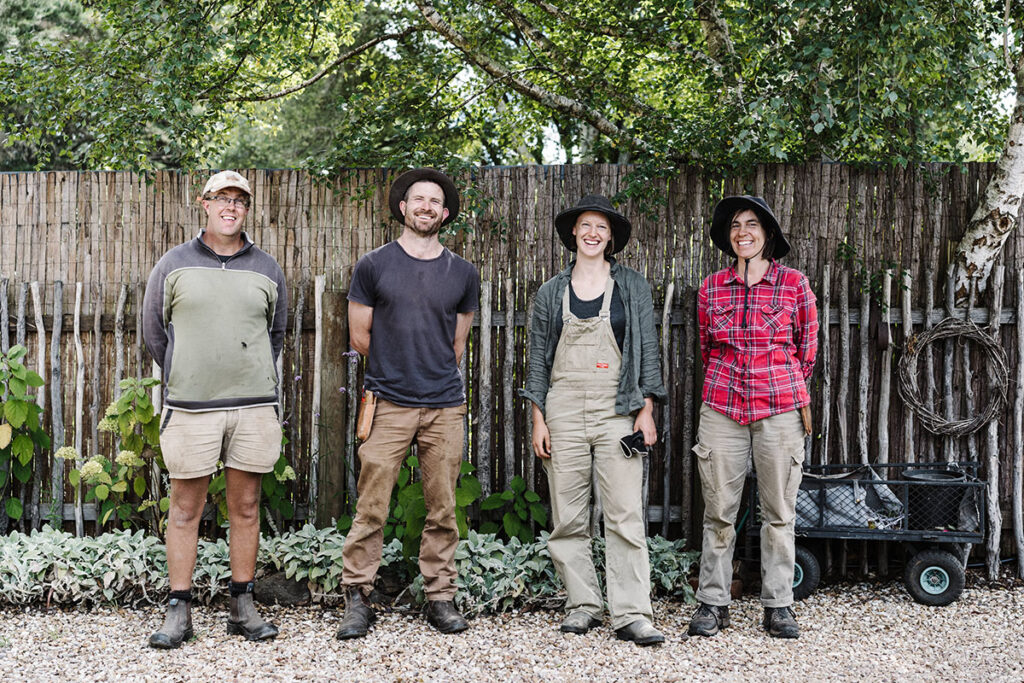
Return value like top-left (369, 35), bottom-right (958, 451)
top-left (635, 276), bottom-right (667, 402)
top-left (519, 280), bottom-right (556, 415)
top-left (795, 274), bottom-right (818, 381)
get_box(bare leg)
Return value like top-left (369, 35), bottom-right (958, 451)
top-left (224, 467), bottom-right (278, 640)
top-left (166, 475), bottom-right (211, 590)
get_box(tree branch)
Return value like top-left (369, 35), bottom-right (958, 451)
top-left (414, 0), bottom-right (652, 155)
top-left (226, 28), bottom-right (419, 103)
top-left (694, 0), bottom-right (744, 103)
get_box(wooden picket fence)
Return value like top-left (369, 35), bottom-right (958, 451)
top-left (0, 164), bottom-right (1021, 577)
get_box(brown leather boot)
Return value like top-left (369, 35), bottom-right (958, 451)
top-left (424, 600), bottom-right (469, 634)
top-left (226, 581), bottom-right (279, 641)
top-left (336, 586), bottom-right (376, 640)
top-left (149, 590), bottom-right (194, 649)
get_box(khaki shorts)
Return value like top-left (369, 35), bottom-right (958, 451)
top-left (159, 405), bottom-right (281, 479)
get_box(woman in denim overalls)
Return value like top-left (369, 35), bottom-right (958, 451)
top-left (522, 195), bottom-right (667, 646)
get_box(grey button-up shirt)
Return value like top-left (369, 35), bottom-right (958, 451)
top-left (521, 259), bottom-right (667, 416)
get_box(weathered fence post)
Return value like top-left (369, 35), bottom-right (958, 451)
top-left (49, 281), bottom-right (65, 528)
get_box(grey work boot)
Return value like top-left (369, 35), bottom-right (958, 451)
top-left (559, 611), bottom-right (601, 634)
top-left (424, 600), bottom-right (469, 633)
top-left (148, 591), bottom-right (194, 649)
top-left (762, 606), bottom-right (799, 639)
top-left (687, 602), bottom-right (730, 637)
top-left (336, 586), bottom-right (376, 640)
top-left (614, 619), bottom-right (666, 646)
top-left (226, 581), bottom-right (279, 641)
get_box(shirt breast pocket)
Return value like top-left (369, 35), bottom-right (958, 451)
top-left (760, 303), bottom-right (794, 338)
top-left (709, 304), bottom-right (735, 342)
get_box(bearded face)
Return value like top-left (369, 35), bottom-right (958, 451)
top-left (399, 180), bottom-right (448, 237)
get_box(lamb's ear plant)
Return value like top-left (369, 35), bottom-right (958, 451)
top-left (0, 525), bottom-right (699, 612)
top-left (0, 344), bottom-right (49, 523)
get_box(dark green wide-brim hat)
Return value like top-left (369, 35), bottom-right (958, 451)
top-left (554, 194), bottom-right (632, 254)
top-left (388, 168), bottom-right (460, 226)
top-left (710, 195), bottom-right (791, 259)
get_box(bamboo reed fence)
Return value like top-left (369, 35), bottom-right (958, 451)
top-left (0, 164), bottom-right (1022, 580)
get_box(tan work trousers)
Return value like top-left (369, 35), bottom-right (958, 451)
top-left (341, 399), bottom-right (466, 599)
top-left (544, 389), bottom-right (652, 629)
top-left (692, 403), bottom-right (804, 608)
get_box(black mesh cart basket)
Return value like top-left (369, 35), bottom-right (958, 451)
top-left (745, 462), bottom-right (985, 606)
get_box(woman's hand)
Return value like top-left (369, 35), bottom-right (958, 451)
top-left (531, 404), bottom-right (552, 459)
top-left (634, 398), bottom-right (657, 446)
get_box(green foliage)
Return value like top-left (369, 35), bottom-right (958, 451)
top-left (0, 1), bottom-right (1014, 171)
top-left (0, 345), bottom-right (49, 523)
top-left (0, 525), bottom-right (700, 613)
top-left (479, 476), bottom-right (547, 543)
top-left (70, 377), bottom-right (167, 532)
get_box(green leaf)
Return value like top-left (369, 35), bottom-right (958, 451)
top-left (69, 469), bottom-right (81, 487)
top-left (95, 484), bottom-right (109, 500)
top-left (159, 497), bottom-right (170, 513)
top-left (5, 497), bottom-right (23, 520)
top-left (529, 503), bottom-right (547, 526)
top-left (12, 460), bottom-right (31, 483)
top-left (458, 475), bottom-right (482, 501)
top-left (8, 377), bottom-right (26, 397)
top-left (24, 371), bottom-right (44, 388)
top-left (480, 493), bottom-right (506, 511)
top-left (13, 433), bottom-right (33, 464)
top-left (133, 475), bottom-right (146, 498)
top-left (110, 480), bottom-right (127, 494)
top-left (5, 399), bottom-right (29, 429)
top-left (7, 345), bottom-right (27, 362)
top-left (524, 491), bottom-right (541, 503)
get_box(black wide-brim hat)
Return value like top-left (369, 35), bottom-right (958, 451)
top-left (388, 168), bottom-right (460, 226)
top-left (554, 194), bottom-right (631, 255)
top-left (710, 195), bottom-right (791, 259)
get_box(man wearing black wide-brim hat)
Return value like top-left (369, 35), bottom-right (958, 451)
top-left (337, 168), bottom-right (480, 639)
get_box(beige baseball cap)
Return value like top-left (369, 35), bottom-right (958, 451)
top-left (202, 170), bottom-right (252, 197)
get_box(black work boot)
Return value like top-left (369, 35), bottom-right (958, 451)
top-left (763, 606), bottom-right (799, 639)
top-left (687, 602), bottom-right (730, 637)
top-left (226, 581), bottom-right (279, 641)
top-left (148, 590), bottom-right (194, 649)
top-left (424, 600), bottom-right (469, 634)
top-left (336, 586), bottom-right (376, 640)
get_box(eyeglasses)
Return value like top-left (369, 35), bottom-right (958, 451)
top-left (205, 194), bottom-right (250, 209)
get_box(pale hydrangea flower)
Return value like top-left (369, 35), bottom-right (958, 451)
top-left (276, 465), bottom-right (297, 482)
top-left (79, 459), bottom-right (104, 479)
top-left (115, 450), bottom-right (144, 467)
top-left (54, 446), bottom-right (79, 461)
top-left (104, 403), bottom-right (119, 418)
top-left (97, 416), bottom-right (118, 433)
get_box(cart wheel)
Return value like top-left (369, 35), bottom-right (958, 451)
top-left (793, 545), bottom-right (820, 601)
top-left (904, 549), bottom-right (965, 606)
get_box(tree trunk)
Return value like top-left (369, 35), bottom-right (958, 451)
top-left (951, 48), bottom-right (1024, 299)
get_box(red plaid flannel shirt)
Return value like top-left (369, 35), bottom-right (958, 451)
top-left (698, 262), bottom-right (818, 425)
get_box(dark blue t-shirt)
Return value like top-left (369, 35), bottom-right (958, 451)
top-left (348, 241), bottom-right (480, 407)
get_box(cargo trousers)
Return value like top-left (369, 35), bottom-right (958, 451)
top-left (692, 403), bottom-right (804, 608)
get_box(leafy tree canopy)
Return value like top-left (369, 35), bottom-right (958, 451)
top-left (0, 0), bottom-right (1017, 173)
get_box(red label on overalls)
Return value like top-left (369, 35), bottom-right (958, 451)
top-left (596, 362), bottom-right (609, 369)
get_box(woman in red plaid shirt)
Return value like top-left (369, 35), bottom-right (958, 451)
top-left (688, 196), bottom-right (818, 640)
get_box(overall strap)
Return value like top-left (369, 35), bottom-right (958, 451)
top-left (561, 282), bottom-right (572, 323)
top-left (599, 277), bottom-right (615, 320)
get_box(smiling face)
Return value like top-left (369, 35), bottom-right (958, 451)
top-left (399, 180), bottom-right (448, 237)
top-left (201, 187), bottom-right (249, 240)
top-left (572, 210), bottom-right (613, 258)
top-left (729, 209), bottom-right (767, 262)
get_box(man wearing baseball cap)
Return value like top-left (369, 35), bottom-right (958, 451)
top-left (143, 170), bottom-right (288, 648)
top-left (336, 168), bottom-right (479, 639)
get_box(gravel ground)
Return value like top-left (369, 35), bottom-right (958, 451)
top-left (1, 579), bottom-right (1023, 682)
